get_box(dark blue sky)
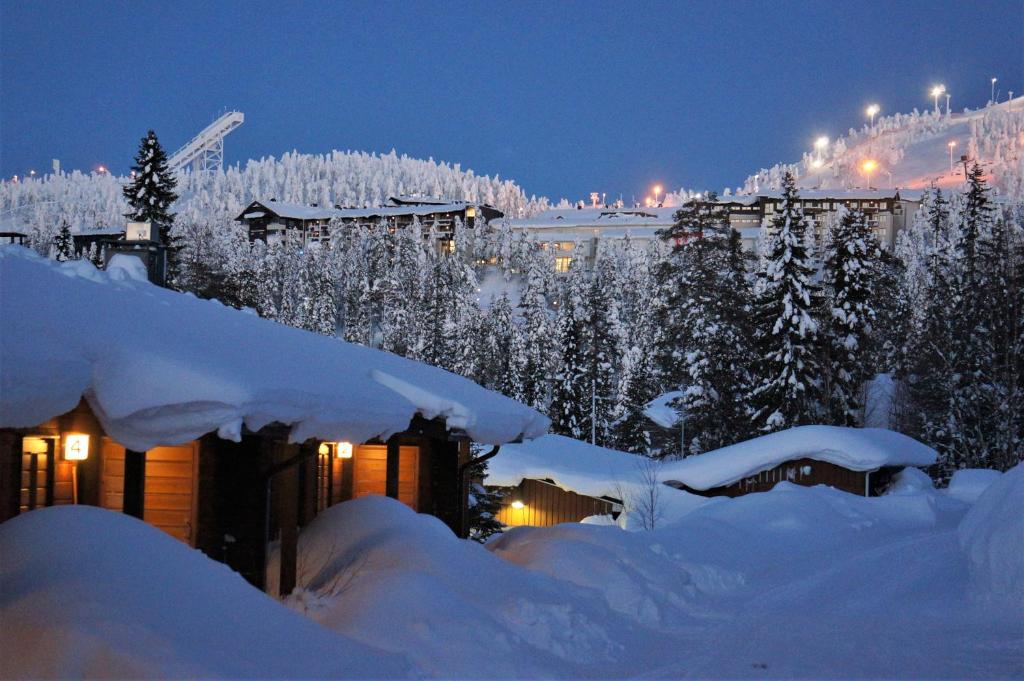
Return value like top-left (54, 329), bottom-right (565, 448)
top-left (2, 1), bottom-right (1021, 200)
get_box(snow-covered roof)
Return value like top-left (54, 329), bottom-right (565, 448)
top-left (388, 195), bottom-right (465, 206)
top-left (485, 434), bottom-right (640, 501)
top-left (643, 391), bottom-right (685, 429)
top-left (661, 426), bottom-right (937, 491)
top-left (508, 207), bottom-right (678, 230)
top-left (334, 204), bottom-right (473, 220)
top-left (243, 200), bottom-right (341, 221)
top-left (0, 246), bottom-right (549, 451)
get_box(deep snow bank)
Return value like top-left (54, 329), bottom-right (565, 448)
top-left (0, 506), bottom-right (409, 679)
top-left (958, 463), bottom-right (1024, 605)
top-left (277, 496), bottom-right (675, 678)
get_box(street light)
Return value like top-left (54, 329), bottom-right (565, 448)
top-left (97, 165), bottom-right (107, 174)
top-left (866, 104), bottom-right (880, 127)
top-left (948, 140), bottom-right (957, 171)
top-left (814, 136), bottom-right (829, 151)
top-left (991, 77), bottom-right (997, 103)
top-left (653, 184), bottom-right (663, 206)
top-left (861, 159), bottom-right (878, 189)
top-left (931, 84), bottom-right (946, 113)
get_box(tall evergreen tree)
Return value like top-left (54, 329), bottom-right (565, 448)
top-left (123, 130), bottom-right (178, 243)
top-left (748, 172), bottom-right (822, 432)
top-left (511, 244), bottom-right (553, 412)
top-left (821, 208), bottom-right (880, 425)
top-left (549, 256), bottom-right (592, 440)
top-left (51, 220), bottom-right (74, 262)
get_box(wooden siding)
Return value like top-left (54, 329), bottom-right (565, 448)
top-left (351, 444), bottom-right (419, 509)
top-left (100, 439), bottom-right (199, 544)
top-left (496, 478), bottom-right (617, 527)
top-left (677, 457), bottom-right (872, 498)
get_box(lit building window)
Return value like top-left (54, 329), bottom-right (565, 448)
top-left (554, 256), bottom-right (572, 273)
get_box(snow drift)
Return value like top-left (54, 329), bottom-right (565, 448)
top-left (0, 246), bottom-right (549, 450)
top-left (0, 506), bottom-right (409, 679)
top-left (958, 463), bottom-right (1024, 605)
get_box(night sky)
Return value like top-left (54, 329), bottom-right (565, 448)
top-left (1, 0), bottom-right (1021, 201)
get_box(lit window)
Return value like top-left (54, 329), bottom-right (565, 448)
top-left (554, 256), bottom-right (572, 273)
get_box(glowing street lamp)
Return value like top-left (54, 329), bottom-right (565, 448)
top-left (866, 104), bottom-right (880, 127)
top-left (991, 77), bottom-right (997, 103)
top-left (811, 158), bottom-right (824, 169)
top-left (948, 140), bottom-right (957, 171)
top-left (97, 165), bottom-right (108, 174)
top-left (814, 136), bottom-right (829, 151)
top-left (861, 159), bottom-right (878, 188)
top-left (652, 184), bottom-right (663, 206)
top-left (931, 84), bottom-right (946, 113)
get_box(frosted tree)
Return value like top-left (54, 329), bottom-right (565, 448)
top-left (51, 220), bottom-right (74, 261)
top-left (477, 292), bottom-right (517, 396)
top-left (301, 246), bottom-right (338, 336)
top-left (748, 173), bottom-right (822, 432)
top-left (676, 206), bottom-right (756, 454)
top-left (821, 208), bottom-right (880, 425)
top-left (586, 256), bottom-right (626, 446)
top-left (549, 255), bottom-right (592, 440)
top-left (511, 243), bottom-right (553, 411)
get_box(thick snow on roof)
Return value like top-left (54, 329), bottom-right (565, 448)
top-left (247, 199), bottom-right (342, 220)
top-left (486, 434), bottom-right (640, 500)
top-left (508, 207), bottom-right (678, 230)
top-left (661, 426), bottom-right (938, 491)
top-left (0, 247), bottom-right (548, 450)
top-left (335, 204), bottom-right (471, 220)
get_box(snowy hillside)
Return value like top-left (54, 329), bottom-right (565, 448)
top-left (0, 149), bottom-right (549, 246)
top-left (741, 98), bottom-right (1024, 199)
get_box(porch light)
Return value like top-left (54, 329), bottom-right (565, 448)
top-left (510, 500), bottom-right (525, 510)
top-left (336, 442), bottom-right (353, 459)
top-left (318, 443), bottom-right (331, 456)
top-left (63, 433), bottom-right (90, 461)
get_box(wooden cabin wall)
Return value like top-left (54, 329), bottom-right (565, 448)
top-left (690, 457), bottom-right (870, 498)
top-left (496, 478), bottom-right (616, 528)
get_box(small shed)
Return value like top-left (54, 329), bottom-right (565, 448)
top-left (485, 435), bottom-right (641, 527)
top-left (0, 247), bottom-right (548, 595)
top-left (660, 426), bottom-right (938, 498)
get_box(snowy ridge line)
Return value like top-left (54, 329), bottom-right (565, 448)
top-left (0, 246), bottom-right (549, 451)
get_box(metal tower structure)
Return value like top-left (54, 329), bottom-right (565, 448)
top-left (167, 111), bottom-right (245, 175)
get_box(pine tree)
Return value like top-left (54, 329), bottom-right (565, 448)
top-left (511, 244), bottom-right (552, 412)
top-left (477, 292), bottom-right (517, 396)
top-left (586, 256), bottom-right (625, 447)
top-left (821, 208), bottom-right (880, 425)
top-left (123, 130), bottom-right (178, 243)
top-left (748, 172), bottom-right (822, 432)
top-left (549, 257), bottom-right (592, 440)
top-left (676, 209), bottom-right (755, 454)
top-left (52, 220), bottom-right (74, 262)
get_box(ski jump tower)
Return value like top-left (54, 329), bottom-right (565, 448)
top-left (167, 111), bottom-right (244, 175)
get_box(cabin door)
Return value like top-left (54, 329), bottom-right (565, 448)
top-left (100, 439), bottom-right (199, 545)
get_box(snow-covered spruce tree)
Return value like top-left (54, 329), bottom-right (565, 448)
top-left (301, 246), bottom-right (338, 336)
top-left (51, 220), bottom-right (74, 261)
top-left (123, 130), bottom-right (178, 243)
top-left (586, 256), bottom-right (626, 447)
top-left (477, 291), bottom-right (517, 396)
top-left (821, 207), bottom-right (880, 425)
top-left (612, 341), bottom-right (659, 455)
top-left (674, 199), bottom-right (756, 454)
top-left (549, 254), bottom-right (593, 440)
top-left (748, 173), bottom-right (823, 432)
top-left (511, 242), bottom-right (553, 412)
top-left (465, 454), bottom-right (505, 543)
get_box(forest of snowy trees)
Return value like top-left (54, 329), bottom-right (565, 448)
top-left (0, 149), bottom-right (549, 247)
top-left (90, 168), bottom-right (1018, 482)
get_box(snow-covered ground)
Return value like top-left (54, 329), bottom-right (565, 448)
top-left (5, 465), bottom-right (1020, 679)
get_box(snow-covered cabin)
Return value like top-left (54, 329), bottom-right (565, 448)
top-left (661, 426), bottom-right (937, 498)
top-left (485, 435), bottom-right (638, 527)
top-left (0, 247), bottom-right (548, 595)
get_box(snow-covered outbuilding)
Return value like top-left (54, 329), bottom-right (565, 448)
top-left (0, 247), bottom-right (548, 594)
top-left (661, 426), bottom-right (937, 498)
